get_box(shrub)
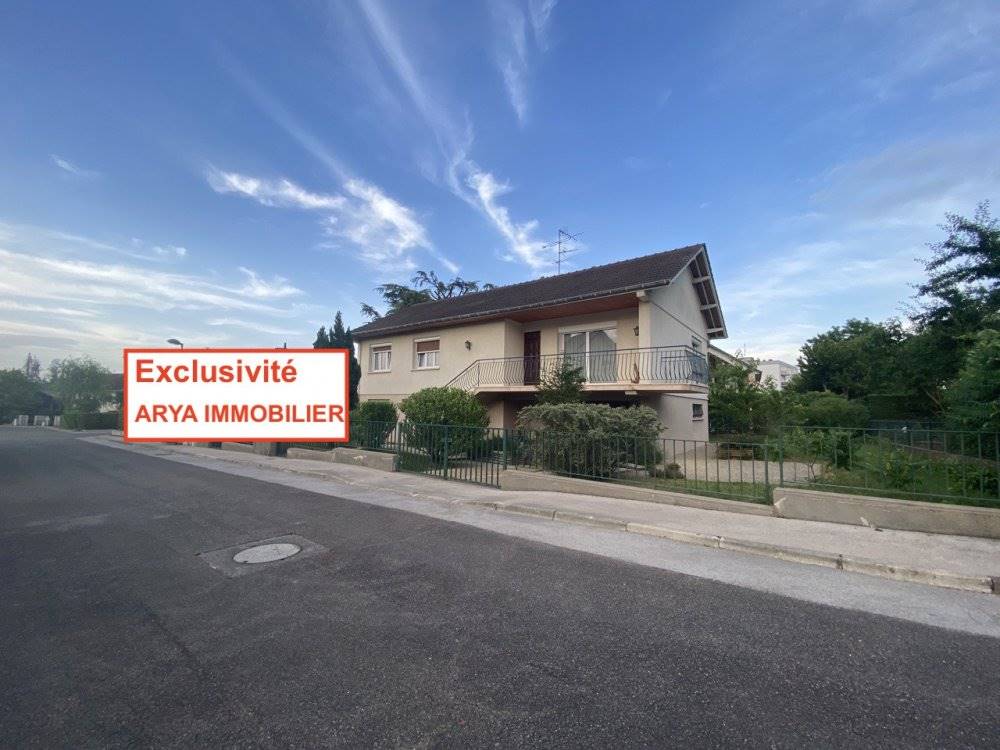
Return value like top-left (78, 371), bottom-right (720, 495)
top-left (399, 387), bottom-right (489, 459)
top-left (61, 411), bottom-right (119, 430)
top-left (516, 402), bottom-right (662, 478)
top-left (400, 387), bottom-right (488, 427)
top-left (535, 360), bottom-right (585, 405)
top-left (350, 400), bottom-right (399, 449)
top-left (791, 391), bottom-right (869, 428)
top-left (782, 427), bottom-right (855, 469)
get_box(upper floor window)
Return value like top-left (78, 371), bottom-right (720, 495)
top-left (370, 345), bottom-right (391, 373)
top-left (415, 339), bottom-right (440, 369)
top-left (691, 335), bottom-right (703, 350)
top-left (692, 402), bottom-right (705, 421)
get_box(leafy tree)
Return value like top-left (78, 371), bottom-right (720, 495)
top-left (313, 311), bottom-right (362, 407)
top-left (708, 360), bottom-right (785, 435)
top-left (535, 360), bottom-right (585, 405)
top-left (0, 369), bottom-right (45, 421)
top-left (47, 357), bottom-right (114, 412)
top-left (945, 324), bottom-right (1000, 432)
top-left (793, 319), bottom-right (906, 399)
top-left (917, 201), bottom-right (1000, 313)
top-left (791, 391), bottom-right (869, 428)
top-left (22, 353), bottom-right (41, 381)
top-left (361, 271), bottom-right (495, 320)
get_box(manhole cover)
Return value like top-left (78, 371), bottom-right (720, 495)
top-left (233, 543), bottom-right (301, 564)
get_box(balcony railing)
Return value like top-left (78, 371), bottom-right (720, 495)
top-left (447, 346), bottom-right (709, 392)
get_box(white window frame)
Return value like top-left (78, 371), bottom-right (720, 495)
top-left (413, 338), bottom-right (440, 370)
top-left (369, 344), bottom-right (392, 373)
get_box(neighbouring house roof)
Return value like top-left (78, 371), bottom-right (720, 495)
top-left (353, 243), bottom-right (728, 340)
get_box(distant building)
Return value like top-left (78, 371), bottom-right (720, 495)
top-left (755, 359), bottom-right (799, 390)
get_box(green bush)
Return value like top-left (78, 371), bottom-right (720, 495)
top-left (61, 411), bottom-right (120, 430)
top-left (350, 400), bottom-right (399, 449)
top-left (516, 402), bottom-right (662, 478)
top-left (782, 427), bottom-right (855, 469)
top-left (399, 388), bottom-right (489, 459)
top-left (791, 392), bottom-right (869, 428)
top-left (400, 387), bottom-right (488, 428)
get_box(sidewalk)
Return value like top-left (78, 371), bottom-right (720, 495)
top-left (90, 437), bottom-right (1000, 594)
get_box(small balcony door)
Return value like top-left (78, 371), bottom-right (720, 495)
top-left (523, 331), bottom-right (541, 384)
top-left (561, 327), bottom-right (617, 382)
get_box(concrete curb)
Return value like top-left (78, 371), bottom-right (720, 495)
top-left (93, 438), bottom-right (1000, 596)
top-left (484, 504), bottom-right (996, 594)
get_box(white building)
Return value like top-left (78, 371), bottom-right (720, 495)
top-left (755, 359), bottom-right (799, 390)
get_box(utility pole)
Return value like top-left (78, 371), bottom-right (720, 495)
top-left (543, 229), bottom-right (582, 274)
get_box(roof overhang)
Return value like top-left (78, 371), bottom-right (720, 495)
top-left (671, 247), bottom-right (728, 340)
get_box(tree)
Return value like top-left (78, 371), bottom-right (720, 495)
top-left (0, 369), bottom-right (44, 421)
top-left (793, 319), bottom-right (907, 400)
top-left (22, 353), bottom-right (41, 381)
top-left (47, 357), bottom-right (114, 412)
top-left (945, 324), bottom-right (1000, 432)
top-left (917, 201), bottom-right (1000, 314)
top-left (361, 271), bottom-right (495, 320)
top-left (708, 360), bottom-right (785, 435)
top-left (313, 312), bottom-right (361, 407)
top-left (535, 360), bottom-right (585, 405)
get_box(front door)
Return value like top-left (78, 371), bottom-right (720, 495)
top-left (523, 331), bottom-right (541, 385)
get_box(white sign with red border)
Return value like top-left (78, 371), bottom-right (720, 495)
top-left (123, 348), bottom-right (350, 443)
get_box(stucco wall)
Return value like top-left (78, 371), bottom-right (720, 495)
top-left (358, 319), bottom-right (516, 402)
top-left (645, 268), bottom-right (710, 350)
top-left (523, 308), bottom-right (640, 355)
top-left (644, 392), bottom-right (709, 443)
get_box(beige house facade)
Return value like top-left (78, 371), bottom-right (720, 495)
top-left (352, 245), bottom-right (727, 443)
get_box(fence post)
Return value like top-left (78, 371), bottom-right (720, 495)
top-left (442, 425), bottom-right (450, 479)
top-left (763, 443), bottom-right (771, 502)
top-left (778, 430), bottom-right (784, 488)
top-left (502, 428), bottom-right (508, 470)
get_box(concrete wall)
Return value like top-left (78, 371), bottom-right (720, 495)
top-left (773, 486), bottom-right (1000, 540)
top-left (500, 469), bottom-right (773, 516)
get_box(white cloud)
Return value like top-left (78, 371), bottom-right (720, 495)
top-left (208, 168), bottom-right (446, 272)
top-left (491, 0), bottom-right (558, 124)
top-left (236, 267), bottom-right (303, 299)
top-left (467, 171), bottom-right (548, 270)
top-left (354, 0), bottom-right (553, 273)
top-left (50, 154), bottom-right (100, 179)
top-left (207, 169), bottom-right (345, 211)
top-left (206, 318), bottom-right (301, 336)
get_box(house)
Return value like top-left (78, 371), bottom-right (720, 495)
top-left (352, 244), bottom-right (728, 442)
top-left (755, 359), bottom-right (799, 390)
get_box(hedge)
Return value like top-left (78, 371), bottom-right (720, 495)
top-left (61, 411), bottom-right (120, 430)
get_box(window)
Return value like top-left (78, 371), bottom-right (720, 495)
top-left (560, 327), bottom-right (617, 382)
top-left (691, 335), bottom-right (703, 350)
top-left (692, 402), bottom-right (705, 421)
top-left (415, 339), bottom-right (440, 369)
top-left (370, 345), bottom-right (391, 372)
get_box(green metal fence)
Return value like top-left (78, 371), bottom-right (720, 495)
top-left (777, 426), bottom-right (1000, 508)
top-left (344, 420), bottom-right (1000, 508)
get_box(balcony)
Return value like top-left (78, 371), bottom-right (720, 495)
top-left (447, 346), bottom-right (709, 393)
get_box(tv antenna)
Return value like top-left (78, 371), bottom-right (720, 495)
top-left (543, 229), bottom-right (583, 274)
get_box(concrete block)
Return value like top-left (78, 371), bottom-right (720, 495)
top-left (286, 447), bottom-right (336, 462)
top-left (252, 442), bottom-right (280, 456)
top-left (333, 447), bottom-right (398, 472)
top-left (53, 416), bottom-right (61, 427)
top-left (221, 442), bottom-right (256, 454)
top-left (499, 469), bottom-right (774, 516)
top-left (773, 487), bottom-right (1000, 540)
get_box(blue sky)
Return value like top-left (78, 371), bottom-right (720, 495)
top-left (2, 0), bottom-right (998, 370)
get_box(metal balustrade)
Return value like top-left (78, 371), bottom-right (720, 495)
top-left (447, 346), bottom-right (709, 392)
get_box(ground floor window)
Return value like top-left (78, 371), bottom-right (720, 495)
top-left (692, 402), bottom-right (704, 421)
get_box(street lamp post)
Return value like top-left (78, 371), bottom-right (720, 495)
top-left (166, 338), bottom-right (184, 349)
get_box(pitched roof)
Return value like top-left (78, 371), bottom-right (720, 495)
top-left (353, 243), bottom-right (725, 339)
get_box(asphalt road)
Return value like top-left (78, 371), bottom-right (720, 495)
top-left (2, 429), bottom-right (999, 748)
